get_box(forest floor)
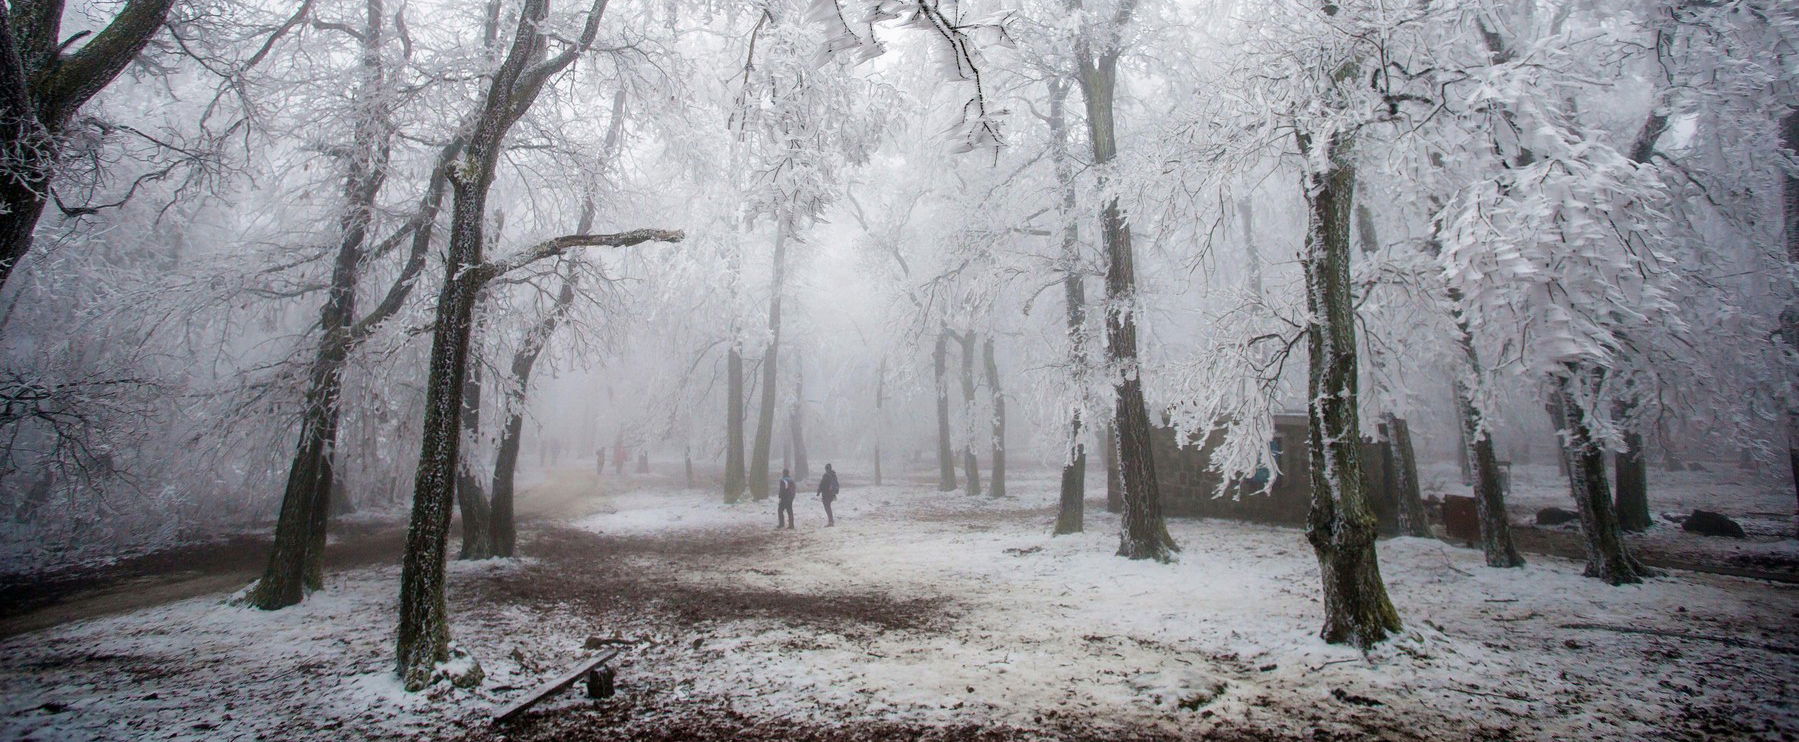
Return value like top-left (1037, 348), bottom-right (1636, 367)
top-left (2, 466), bottom-right (1795, 741)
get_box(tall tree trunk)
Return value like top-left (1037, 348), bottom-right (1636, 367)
top-left (749, 222), bottom-right (787, 501)
top-left (957, 331), bottom-right (981, 497)
top-left (456, 361), bottom-right (496, 560)
top-left (873, 358), bottom-right (885, 486)
top-left (983, 337), bottom-right (1005, 498)
top-left (1458, 378), bottom-right (1524, 567)
top-left (248, 0), bottom-right (392, 609)
top-left (934, 328), bottom-right (957, 491)
top-left (1551, 375), bottom-right (1657, 584)
top-left (725, 343), bottom-right (745, 502)
top-left (488, 204), bottom-right (586, 559)
top-left (1049, 76), bottom-right (1086, 534)
top-left (1077, 43), bottom-right (1173, 561)
top-left (792, 366), bottom-right (809, 480)
top-left (1298, 128), bottom-right (1401, 648)
top-left (1613, 401), bottom-right (1651, 532)
top-left (1388, 416), bottom-right (1429, 538)
top-left (396, 0), bottom-right (609, 691)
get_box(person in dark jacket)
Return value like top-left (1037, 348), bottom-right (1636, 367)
top-left (776, 468), bottom-right (796, 529)
top-left (817, 463), bottom-right (839, 526)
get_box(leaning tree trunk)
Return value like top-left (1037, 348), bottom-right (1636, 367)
top-left (1049, 76), bottom-right (1086, 534)
top-left (1298, 128), bottom-right (1401, 648)
top-left (396, 0), bottom-right (609, 692)
top-left (1456, 375), bottom-right (1524, 568)
top-left (957, 332), bottom-right (982, 497)
top-left (1551, 375), bottom-right (1657, 585)
top-left (248, 0), bottom-right (393, 609)
top-left (725, 342), bottom-right (745, 502)
top-left (983, 337), bottom-right (1006, 498)
top-left (934, 328), bottom-right (957, 491)
top-left (748, 222), bottom-right (787, 501)
top-left (1077, 46), bottom-right (1174, 561)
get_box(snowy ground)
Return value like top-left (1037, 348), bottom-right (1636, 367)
top-left (2, 467), bottom-right (1795, 740)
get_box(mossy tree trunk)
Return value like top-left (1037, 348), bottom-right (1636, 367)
top-left (1076, 24), bottom-right (1174, 561)
top-left (1551, 377), bottom-right (1658, 585)
top-left (1298, 127), bottom-right (1401, 648)
top-left (1048, 76), bottom-right (1086, 534)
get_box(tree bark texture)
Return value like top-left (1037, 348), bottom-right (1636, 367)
top-left (1551, 378), bottom-right (1657, 585)
top-left (1613, 400), bottom-right (1651, 533)
top-left (1388, 417), bottom-right (1429, 538)
top-left (396, 0), bottom-right (610, 691)
top-left (1077, 47), bottom-right (1173, 561)
top-left (1298, 129), bottom-right (1400, 648)
top-left (1457, 378), bottom-right (1524, 568)
top-left (1049, 76), bottom-right (1085, 533)
top-left (249, 0), bottom-right (393, 609)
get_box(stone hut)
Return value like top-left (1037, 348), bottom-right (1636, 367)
top-left (1150, 413), bottom-right (1406, 533)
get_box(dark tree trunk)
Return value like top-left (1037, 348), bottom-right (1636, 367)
top-left (1613, 401), bottom-right (1651, 533)
top-left (1077, 46), bottom-right (1173, 561)
top-left (0, 0), bottom-right (177, 294)
top-left (1298, 128), bottom-right (1400, 648)
top-left (1388, 416), bottom-right (1429, 538)
top-left (792, 366), bottom-right (809, 481)
top-left (1551, 377), bottom-right (1657, 585)
top-left (725, 343), bottom-right (745, 502)
top-left (1456, 375), bottom-right (1523, 567)
top-left (934, 328), bottom-right (957, 491)
top-left (456, 363), bottom-right (496, 560)
top-left (749, 223), bottom-right (787, 501)
top-left (1048, 76), bottom-right (1085, 534)
top-left (983, 337), bottom-right (1005, 498)
top-left (957, 331), bottom-right (981, 497)
top-left (248, 0), bottom-right (392, 609)
top-left (489, 237), bottom-right (583, 558)
top-left (396, 0), bottom-right (610, 691)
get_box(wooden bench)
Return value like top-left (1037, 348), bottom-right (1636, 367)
top-left (492, 649), bottom-right (620, 726)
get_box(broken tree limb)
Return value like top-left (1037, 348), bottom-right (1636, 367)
top-left (472, 229), bottom-right (685, 284)
top-left (1558, 623), bottom-right (1799, 656)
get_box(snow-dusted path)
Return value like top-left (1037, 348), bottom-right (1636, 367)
top-left (2, 468), bottom-right (1794, 740)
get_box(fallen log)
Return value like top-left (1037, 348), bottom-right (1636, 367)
top-left (493, 649), bottom-right (621, 726)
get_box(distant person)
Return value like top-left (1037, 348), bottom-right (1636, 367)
top-left (595, 448), bottom-right (605, 476)
top-left (817, 463), bottom-right (839, 527)
top-left (776, 468), bottom-right (797, 529)
top-left (614, 440), bottom-right (626, 475)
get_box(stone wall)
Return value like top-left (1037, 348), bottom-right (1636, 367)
top-left (1151, 414), bottom-right (1401, 532)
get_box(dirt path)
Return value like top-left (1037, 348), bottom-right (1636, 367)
top-left (0, 468), bottom-right (616, 639)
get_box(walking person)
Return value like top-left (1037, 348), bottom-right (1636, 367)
top-left (818, 463), bottom-right (839, 527)
top-left (776, 468), bottom-right (796, 529)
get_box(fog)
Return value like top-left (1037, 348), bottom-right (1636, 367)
top-left (1, 0), bottom-right (1795, 738)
